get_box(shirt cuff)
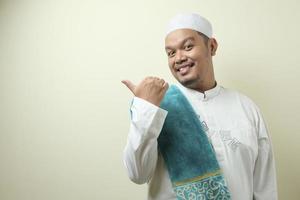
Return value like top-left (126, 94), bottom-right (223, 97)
top-left (130, 97), bottom-right (168, 138)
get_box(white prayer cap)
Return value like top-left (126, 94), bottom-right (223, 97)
top-left (165, 13), bottom-right (213, 38)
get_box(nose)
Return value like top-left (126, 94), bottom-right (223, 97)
top-left (175, 50), bottom-right (187, 65)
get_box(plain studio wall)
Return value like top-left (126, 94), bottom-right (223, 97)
top-left (0, 0), bottom-right (299, 199)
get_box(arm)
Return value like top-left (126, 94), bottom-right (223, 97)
top-left (123, 97), bottom-right (167, 184)
top-left (253, 109), bottom-right (278, 200)
top-left (121, 77), bottom-right (169, 184)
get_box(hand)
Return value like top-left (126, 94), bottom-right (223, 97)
top-left (122, 77), bottom-right (169, 106)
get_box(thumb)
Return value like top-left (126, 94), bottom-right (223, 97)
top-left (121, 80), bottom-right (136, 94)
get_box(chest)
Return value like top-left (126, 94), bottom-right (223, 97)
top-left (190, 99), bottom-right (259, 168)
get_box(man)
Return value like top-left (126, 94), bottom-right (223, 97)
top-left (122, 13), bottom-right (277, 200)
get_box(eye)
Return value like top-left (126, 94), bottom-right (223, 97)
top-left (167, 50), bottom-right (175, 58)
top-left (184, 44), bottom-right (193, 51)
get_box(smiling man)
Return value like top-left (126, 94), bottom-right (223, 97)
top-left (165, 28), bottom-right (217, 92)
top-left (122, 13), bottom-right (277, 200)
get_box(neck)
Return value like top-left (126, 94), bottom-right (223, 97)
top-left (194, 80), bottom-right (216, 93)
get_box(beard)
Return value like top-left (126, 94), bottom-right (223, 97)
top-left (179, 76), bottom-right (200, 89)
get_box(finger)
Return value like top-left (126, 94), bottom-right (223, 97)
top-left (163, 82), bottom-right (169, 88)
top-left (162, 82), bottom-right (169, 91)
top-left (158, 78), bottom-right (165, 85)
top-left (146, 76), bottom-right (154, 80)
top-left (121, 80), bottom-right (136, 93)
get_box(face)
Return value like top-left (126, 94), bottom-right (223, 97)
top-left (165, 29), bottom-right (217, 91)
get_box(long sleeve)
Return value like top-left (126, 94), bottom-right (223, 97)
top-left (253, 108), bottom-right (278, 200)
top-left (123, 97), bottom-right (168, 184)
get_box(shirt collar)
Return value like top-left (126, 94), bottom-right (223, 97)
top-left (176, 82), bottom-right (221, 101)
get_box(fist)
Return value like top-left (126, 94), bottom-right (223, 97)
top-left (122, 77), bottom-right (169, 106)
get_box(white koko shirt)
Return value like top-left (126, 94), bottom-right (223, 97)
top-left (123, 83), bottom-right (277, 200)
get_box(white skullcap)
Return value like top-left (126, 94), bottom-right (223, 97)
top-left (165, 13), bottom-right (213, 38)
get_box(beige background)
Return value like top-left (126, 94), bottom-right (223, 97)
top-left (0, 0), bottom-right (299, 199)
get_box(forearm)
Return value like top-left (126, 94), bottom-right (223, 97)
top-left (253, 108), bottom-right (278, 200)
top-left (253, 138), bottom-right (278, 200)
top-left (123, 97), bottom-right (167, 184)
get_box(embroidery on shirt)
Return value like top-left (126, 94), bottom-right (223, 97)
top-left (196, 114), bottom-right (209, 132)
top-left (197, 116), bottom-right (241, 151)
top-left (201, 121), bottom-right (209, 132)
top-left (219, 130), bottom-right (241, 151)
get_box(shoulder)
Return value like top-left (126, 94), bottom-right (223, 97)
top-left (220, 87), bottom-right (259, 110)
top-left (219, 86), bottom-right (263, 126)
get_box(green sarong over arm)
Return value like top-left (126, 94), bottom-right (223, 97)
top-left (158, 85), bottom-right (231, 200)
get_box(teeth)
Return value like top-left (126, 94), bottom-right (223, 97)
top-left (178, 65), bottom-right (190, 71)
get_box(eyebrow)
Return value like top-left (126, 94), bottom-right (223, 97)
top-left (165, 36), bottom-right (195, 50)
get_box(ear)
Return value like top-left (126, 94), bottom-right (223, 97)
top-left (210, 38), bottom-right (218, 56)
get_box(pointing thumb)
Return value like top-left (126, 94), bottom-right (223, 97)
top-left (121, 80), bottom-right (136, 94)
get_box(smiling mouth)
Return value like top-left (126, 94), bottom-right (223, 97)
top-left (176, 63), bottom-right (195, 75)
